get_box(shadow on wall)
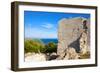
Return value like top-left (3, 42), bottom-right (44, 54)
top-left (68, 37), bottom-right (80, 53)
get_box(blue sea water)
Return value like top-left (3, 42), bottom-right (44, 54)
top-left (25, 38), bottom-right (58, 44)
top-left (41, 39), bottom-right (58, 44)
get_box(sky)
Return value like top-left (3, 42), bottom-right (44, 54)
top-left (24, 11), bottom-right (90, 39)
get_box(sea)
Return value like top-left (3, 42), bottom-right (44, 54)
top-left (25, 38), bottom-right (58, 44)
top-left (41, 38), bottom-right (58, 44)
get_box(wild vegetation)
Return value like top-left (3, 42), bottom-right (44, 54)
top-left (24, 39), bottom-right (57, 53)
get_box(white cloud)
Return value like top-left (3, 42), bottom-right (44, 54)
top-left (25, 27), bottom-right (57, 39)
top-left (41, 23), bottom-right (54, 29)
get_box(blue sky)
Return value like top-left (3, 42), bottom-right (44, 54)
top-left (24, 11), bottom-right (90, 39)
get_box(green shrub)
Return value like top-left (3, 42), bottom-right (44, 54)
top-left (45, 42), bottom-right (57, 53)
top-left (25, 39), bottom-right (57, 53)
top-left (24, 39), bottom-right (46, 53)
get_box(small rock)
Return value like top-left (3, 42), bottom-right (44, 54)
top-left (49, 52), bottom-right (58, 60)
top-left (64, 47), bottom-right (79, 60)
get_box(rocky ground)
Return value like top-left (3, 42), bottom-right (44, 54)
top-left (25, 48), bottom-right (90, 62)
top-left (25, 53), bottom-right (46, 62)
top-left (25, 52), bottom-right (59, 62)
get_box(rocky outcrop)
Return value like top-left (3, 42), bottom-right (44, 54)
top-left (57, 17), bottom-right (90, 60)
top-left (79, 32), bottom-right (89, 55)
top-left (63, 47), bottom-right (79, 60)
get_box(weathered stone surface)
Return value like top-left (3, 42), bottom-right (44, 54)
top-left (57, 17), bottom-right (90, 60)
top-left (63, 47), bottom-right (79, 60)
top-left (79, 32), bottom-right (89, 55)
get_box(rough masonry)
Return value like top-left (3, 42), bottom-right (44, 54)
top-left (57, 17), bottom-right (90, 60)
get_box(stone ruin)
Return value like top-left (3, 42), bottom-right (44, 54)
top-left (57, 17), bottom-right (90, 60)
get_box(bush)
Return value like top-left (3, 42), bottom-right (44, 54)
top-left (25, 39), bottom-right (46, 53)
top-left (45, 42), bottom-right (57, 53)
top-left (25, 39), bottom-right (57, 53)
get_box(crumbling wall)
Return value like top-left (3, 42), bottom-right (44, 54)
top-left (57, 17), bottom-right (90, 60)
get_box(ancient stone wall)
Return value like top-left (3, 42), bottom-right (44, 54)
top-left (57, 17), bottom-right (90, 60)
